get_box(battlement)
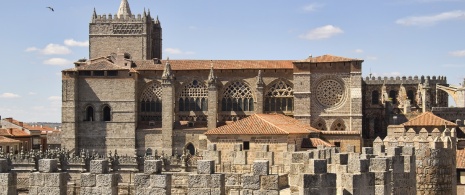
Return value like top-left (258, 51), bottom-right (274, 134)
top-left (91, 14), bottom-right (155, 23)
top-left (363, 75), bottom-right (447, 85)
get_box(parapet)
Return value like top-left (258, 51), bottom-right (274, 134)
top-left (363, 75), bottom-right (447, 85)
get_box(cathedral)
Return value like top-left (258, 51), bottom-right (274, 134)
top-left (61, 0), bottom-right (451, 156)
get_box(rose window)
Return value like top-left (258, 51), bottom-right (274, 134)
top-left (316, 79), bottom-right (344, 107)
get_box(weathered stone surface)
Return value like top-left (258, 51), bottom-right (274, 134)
top-left (0, 159), bottom-right (9, 173)
top-left (260, 175), bottom-right (279, 190)
top-left (241, 175), bottom-right (260, 190)
top-left (29, 172), bottom-right (44, 186)
top-left (144, 160), bottom-right (162, 174)
top-left (308, 159), bottom-right (327, 174)
top-left (80, 173), bottom-right (96, 187)
top-left (253, 189), bottom-right (279, 195)
top-left (134, 174), bottom-right (150, 188)
top-left (44, 173), bottom-right (67, 187)
top-left (39, 159), bottom-right (58, 173)
top-left (90, 160), bottom-right (109, 174)
top-left (96, 174), bottom-right (117, 187)
top-left (207, 143), bottom-right (217, 151)
top-left (332, 153), bottom-right (348, 165)
top-left (370, 158), bottom-right (389, 172)
top-left (253, 160), bottom-right (269, 176)
top-left (186, 188), bottom-right (210, 195)
top-left (188, 175), bottom-right (210, 188)
top-left (150, 174), bottom-right (171, 188)
top-left (197, 160), bottom-right (215, 174)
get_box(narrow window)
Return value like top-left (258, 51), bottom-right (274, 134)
top-left (222, 98), bottom-right (227, 111)
top-left (243, 141), bottom-right (250, 150)
top-left (248, 98), bottom-right (254, 111)
top-left (107, 71), bottom-right (118, 76)
top-left (389, 90), bottom-right (398, 104)
top-left (85, 106), bottom-right (94, 121)
top-left (93, 71), bottom-right (104, 76)
top-left (184, 98), bottom-right (190, 111)
top-left (372, 90), bottom-right (379, 104)
top-left (407, 90), bottom-right (415, 104)
top-left (334, 142), bottom-right (341, 148)
top-left (244, 98), bottom-right (249, 111)
top-left (179, 98), bottom-right (184, 111)
top-left (264, 98), bottom-right (270, 112)
top-left (103, 106), bottom-right (111, 121)
top-left (287, 98), bottom-right (293, 111)
top-left (201, 98), bottom-right (207, 111)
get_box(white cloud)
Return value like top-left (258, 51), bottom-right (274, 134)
top-left (164, 48), bottom-right (195, 55)
top-left (302, 3), bottom-right (324, 12)
top-left (449, 50), bottom-right (465, 57)
top-left (396, 10), bottom-right (465, 26)
top-left (299, 25), bottom-right (343, 40)
top-left (43, 58), bottom-right (72, 66)
top-left (41, 44), bottom-right (71, 55)
top-left (28, 92), bottom-right (37, 95)
top-left (0, 93), bottom-right (20, 99)
top-left (48, 96), bottom-right (62, 101)
top-left (25, 47), bottom-right (39, 52)
top-left (64, 39), bottom-right (89, 47)
top-left (354, 49), bottom-right (364, 53)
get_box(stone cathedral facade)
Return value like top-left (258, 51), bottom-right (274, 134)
top-left (61, 0), bottom-right (450, 156)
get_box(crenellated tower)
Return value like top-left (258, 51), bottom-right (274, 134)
top-left (89, 0), bottom-right (162, 60)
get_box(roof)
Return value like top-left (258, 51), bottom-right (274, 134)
top-left (298, 54), bottom-right (363, 63)
top-left (0, 136), bottom-right (21, 144)
top-left (301, 138), bottom-right (335, 148)
top-left (0, 128), bottom-right (30, 137)
top-left (457, 149), bottom-right (465, 169)
top-left (320, 131), bottom-right (361, 135)
top-left (205, 114), bottom-right (320, 135)
top-left (402, 112), bottom-right (457, 127)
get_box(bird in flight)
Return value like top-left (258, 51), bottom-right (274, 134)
top-left (46, 7), bottom-right (54, 12)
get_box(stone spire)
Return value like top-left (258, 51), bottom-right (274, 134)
top-left (92, 8), bottom-right (97, 19)
top-left (117, 0), bottom-right (132, 18)
top-left (162, 58), bottom-right (173, 80)
top-left (208, 61), bottom-right (216, 87)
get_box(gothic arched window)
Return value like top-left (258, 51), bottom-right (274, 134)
top-left (331, 119), bottom-right (346, 131)
top-left (222, 81), bottom-right (254, 111)
top-left (179, 80), bottom-right (208, 112)
top-left (372, 90), bottom-right (379, 105)
top-left (312, 118), bottom-right (327, 130)
top-left (140, 82), bottom-right (162, 121)
top-left (103, 105), bottom-right (111, 121)
top-left (389, 90), bottom-right (398, 104)
top-left (407, 90), bottom-right (414, 105)
top-left (85, 106), bottom-right (94, 121)
top-left (264, 80), bottom-right (294, 112)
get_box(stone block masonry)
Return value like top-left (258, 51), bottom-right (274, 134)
top-left (29, 159), bottom-right (67, 195)
top-left (134, 159), bottom-right (172, 195)
top-left (0, 159), bottom-right (16, 195)
top-left (188, 160), bottom-right (225, 195)
top-left (80, 160), bottom-right (118, 195)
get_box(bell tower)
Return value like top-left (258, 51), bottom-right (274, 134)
top-left (89, 0), bottom-right (162, 60)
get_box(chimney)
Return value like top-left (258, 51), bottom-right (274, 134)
top-left (9, 128), bottom-right (13, 135)
top-left (19, 122), bottom-right (23, 127)
top-left (6, 118), bottom-right (12, 123)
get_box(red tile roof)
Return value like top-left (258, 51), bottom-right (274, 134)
top-left (299, 54), bottom-right (363, 63)
top-left (0, 136), bottom-right (21, 144)
top-left (320, 131), bottom-right (361, 135)
top-left (205, 114), bottom-right (320, 135)
top-left (402, 112), bottom-right (457, 127)
top-left (301, 138), bottom-right (335, 148)
top-left (457, 149), bottom-right (465, 169)
top-left (0, 128), bottom-right (30, 137)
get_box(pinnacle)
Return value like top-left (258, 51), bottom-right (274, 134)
top-left (117, 0), bottom-right (132, 18)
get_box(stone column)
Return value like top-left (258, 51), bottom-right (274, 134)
top-left (422, 77), bottom-right (431, 113)
top-left (292, 62), bottom-right (312, 125)
top-left (162, 60), bottom-right (175, 156)
top-left (255, 70), bottom-right (265, 114)
top-left (207, 65), bottom-right (218, 130)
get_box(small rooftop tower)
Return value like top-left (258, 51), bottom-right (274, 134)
top-left (117, 0), bottom-right (132, 18)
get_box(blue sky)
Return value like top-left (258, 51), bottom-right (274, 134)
top-left (1, 0), bottom-right (465, 122)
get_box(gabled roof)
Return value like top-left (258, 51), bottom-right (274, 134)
top-left (0, 136), bottom-right (21, 144)
top-left (0, 128), bottom-right (30, 137)
top-left (299, 54), bottom-right (363, 63)
top-left (135, 60), bottom-right (294, 70)
top-left (205, 114), bottom-right (320, 135)
top-left (402, 112), bottom-right (457, 127)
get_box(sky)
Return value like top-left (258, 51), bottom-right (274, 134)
top-left (1, 0), bottom-right (465, 122)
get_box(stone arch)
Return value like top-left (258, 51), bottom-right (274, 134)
top-left (102, 104), bottom-right (111, 121)
top-left (264, 79), bottom-right (294, 112)
top-left (221, 80), bottom-right (254, 112)
top-left (139, 81), bottom-right (162, 121)
top-left (312, 117), bottom-right (327, 130)
top-left (184, 142), bottom-right (195, 155)
top-left (330, 118), bottom-right (346, 131)
top-left (84, 104), bottom-right (94, 121)
top-left (178, 79), bottom-right (208, 112)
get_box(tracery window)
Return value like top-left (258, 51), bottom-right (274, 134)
top-left (264, 80), bottom-right (293, 112)
top-left (221, 81), bottom-right (254, 111)
top-left (312, 118), bottom-right (327, 130)
top-left (371, 90), bottom-right (379, 105)
top-left (140, 82), bottom-right (162, 121)
top-left (179, 80), bottom-right (208, 112)
top-left (330, 119), bottom-right (346, 131)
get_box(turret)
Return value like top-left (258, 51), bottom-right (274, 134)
top-left (117, 0), bottom-right (132, 18)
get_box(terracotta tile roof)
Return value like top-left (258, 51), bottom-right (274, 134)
top-left (205, 114), bottom-right (320, 135)
top-left (134, 60), bottom-right (295, 70)
top-left (0, 136), bottom-right (21, 144)
top-left (301, 138), bottom-right (335, 148)
top-left (298, 54), bottom-right (363, 63)
top-left (402, 112), bottom-right (457, 127)
top-left (320, 131), bottom-right (361, 135)
top-left (0, 128), bottom-right (30, 137)
top-left (457, 149), bottom-right (465, 169)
